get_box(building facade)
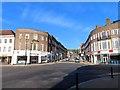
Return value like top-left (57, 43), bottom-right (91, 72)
top-left (11, 28), bottom-right (67, 64)
top-left (80, 18), bottom-right (120, 64)
top-left (48, 35), bottom-right (67, 62)
top-left (79, 43), bottom-right (85, 61)
top-left (0, 30), bottom-right (15, 64)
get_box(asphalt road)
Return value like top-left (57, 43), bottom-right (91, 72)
top-left (2, 63), bottom-right (120, 90)
top-left (2, 62), bottom-right (85, 89)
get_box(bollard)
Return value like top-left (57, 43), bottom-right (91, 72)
top-left (76, 72), bottom-right (79, 90)
top-left (111, 67), bottom-right (113, 78)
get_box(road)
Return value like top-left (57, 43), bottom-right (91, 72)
top-left (2, 62), bottom-right (120, 90)
top-left (2, 62), bottom-right (85, 89)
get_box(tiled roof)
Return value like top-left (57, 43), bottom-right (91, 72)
top-left (0, 30), bottom-right (15, 35)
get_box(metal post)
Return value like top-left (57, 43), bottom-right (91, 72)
top-left (25, 36), bottom-right (28, 65)
top-left (111, 67), bottom-right (113, 78)
top-left (76, 72), bottom-right (78, 90)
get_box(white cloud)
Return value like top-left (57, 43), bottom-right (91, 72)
top-left (1, 18), bottom-right (13, 25)
top-left (20, 5), bottom-right (95, 32)
top-left (21, 6), bottom-right (29, 19)
top-left (21, 7), bottom-right (83, 30)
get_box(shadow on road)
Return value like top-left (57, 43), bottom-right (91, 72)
top-left (50, 64), bottom-right (120, 90)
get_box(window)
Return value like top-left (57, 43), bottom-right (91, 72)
top-left (112, 29), bottom-right (118, 35)
top-left (49, 39), bottom-right (51, 43)
top-left (95, 42), bottom-right (98, 51)
top-left (112, 38), bottom-right (119, 49)
top-left (19, 34), bottom-right (22, 39)
top-left (8, 46), bottom-right (11, 52)
top-left (40, 44), bottom-right (44, 51)
top-left (98, 42), bottom-right (101, 50)
top-left (4, 39), bottom-right (7, 43)
top-left (41, 36), bottom-right (44, 41)
top-left (106, 31), bottom-right (110, 36)
top-left (118, 30), bottom-right (120, 34)
top-left (0, 39), bottom-right (1, 43)
top-left (25, 34), bottom-right (29, 39)
top-left (95, 34), bottom-right (97, 39)
top-left (3, 47), bottom-right (6, 52)
top-left (108, 41), bottom-right (110, 49)
top-left (46, 37), bottom-right (47, 41)
top-left (33, 34), bottom-right (38, 40)
top-left (114, 30), bottom-right (118, 34)
top-left (91, 43), bottom-right (93, 51)
top-left (93, 42), bottom-right (96, 51)
top-left (102, 31), bottom-right (106, 38)
top-left (91, 36), bottom-right (92, 40)
top-left (9, 39), bottom-right (12, 43)
top-left (0, 47), bottom-right (1, 52)
top-left (98, 33), bottom-right (100, 38)
top-left (93, 35), bottom-right (95, 39)
top-left (25, 41), bottom-right (29, 49)
top-left (33, 43), bottom-right (37, 50)
top-left (102, 41), bottom-right (107, 50)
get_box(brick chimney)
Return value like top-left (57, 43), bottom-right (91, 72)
top-left (106, 18), bottom-right (110, 25)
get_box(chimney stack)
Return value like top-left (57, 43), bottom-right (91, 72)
top-left (106, 18), bottom-right (110, 25)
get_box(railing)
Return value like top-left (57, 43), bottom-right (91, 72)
top-left (97, 35), bottom-right (111, 41)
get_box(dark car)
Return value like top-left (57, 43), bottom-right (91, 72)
top-left (74, 57), bottom-right (79, 63)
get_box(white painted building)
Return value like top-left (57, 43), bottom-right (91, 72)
top-left (0, 30), bottom-right (15, 64)
top-left (11, 50), bottom-right (50, 64)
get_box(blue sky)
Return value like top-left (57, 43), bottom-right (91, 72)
top-left (2, 2), bottom-right (118, 49)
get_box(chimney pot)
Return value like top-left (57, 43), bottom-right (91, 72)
top-left (106, 18), bottom-right (110, 25)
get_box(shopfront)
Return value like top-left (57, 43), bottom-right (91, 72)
top-left (30, 56), bottom-right (38, 64)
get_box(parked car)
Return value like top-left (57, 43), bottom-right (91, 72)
top-left (74, 57), bottom-right (79, 63)
top-left (41, 56), bottom-right (49, 63)
top-left (108, 59), bottom-right (120, 64)
top-left (18, 59), bottom-right (26, 64)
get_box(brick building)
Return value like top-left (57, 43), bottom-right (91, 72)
top-left (11, 28), bottom-right (67, 64)
top-left (79, 18), bottom-right (120, 64)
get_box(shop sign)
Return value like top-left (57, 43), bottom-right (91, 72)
top-left (87, 52), bottom-right (92, 55)
top-left (109, 49), bottom-right (113, 52)
top-left (97, 51), bottom-right (101, 54)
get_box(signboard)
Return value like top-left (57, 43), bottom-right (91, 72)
top-left (87, 52), bottom-right (92, 55)
top-left (97, 51), bottom-right (101, 54)
top-left (109, 49), bottom-right (113, 52)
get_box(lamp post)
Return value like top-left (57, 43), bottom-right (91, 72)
top-left (25, 36), bottom-right (28, 65)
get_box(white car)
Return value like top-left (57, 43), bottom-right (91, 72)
top-left (18, 60), bottom-right (26, 64)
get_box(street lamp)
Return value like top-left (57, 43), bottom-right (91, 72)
top-left (25, 35), bottom-right (28, 65)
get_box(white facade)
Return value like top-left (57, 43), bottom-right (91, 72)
top-left (11, 50), bottom-right (50, 64)
top-left (0, 35), bottom-right (15, 63)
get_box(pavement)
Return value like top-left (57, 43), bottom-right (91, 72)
top-left (68, 75), bottom-right (119, 89)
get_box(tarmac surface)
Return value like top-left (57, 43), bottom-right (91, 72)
top-left (0, 62), bottom-right (120, 90)
top-left (68, 75), bottom-right (119, 89)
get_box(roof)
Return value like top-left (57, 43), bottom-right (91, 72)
top-left (0, 30), bottom-right (15, 35)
